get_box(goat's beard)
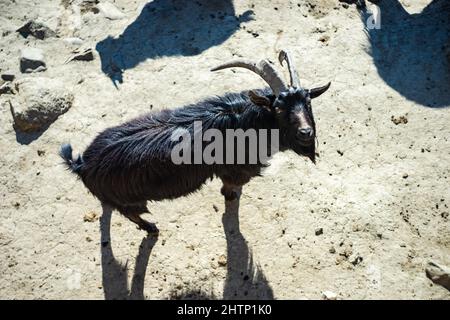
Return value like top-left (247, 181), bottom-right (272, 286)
top-left (293, 143), bottom-right (316, 164)
top-left (280, 129), bottom-right (316, 164)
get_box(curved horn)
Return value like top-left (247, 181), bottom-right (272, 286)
top-left (278, 50), bottom-right (300, 88)
top-left (211, 59), bottom-right (287, 96)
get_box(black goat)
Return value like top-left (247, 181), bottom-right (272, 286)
top-left (60, 50), bottom-right (331, 234)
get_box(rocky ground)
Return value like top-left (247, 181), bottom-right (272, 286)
top-left (0, 0), bottom-right (449, 299)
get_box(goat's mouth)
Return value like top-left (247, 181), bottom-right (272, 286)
top-left (294, 135), bottom-right (315, 147)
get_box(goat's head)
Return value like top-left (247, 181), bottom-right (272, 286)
top-left (212, 50), bottom-right (331, 162)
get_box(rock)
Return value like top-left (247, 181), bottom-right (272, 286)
top-left (16, 21), bottom-right (56, 40)
top-left (80, 0), bottom-right (99, 13)
top-left (83, 211), bottom-right (98, 222)
top-left (218, 254), bottom-right (227, 267)
top-left (315, 227), bottom-right (323, 236)
top-left (350, 254), bottom-right (363, 266)
top-left (63, 37), bottom-right (84, 46)
top-left (65, 48), bottom-right (94, 63)
top-left (391, 115), bottom-right (408, 125)
top-left (1, 73), bottom-right (15, 82)
top-left (20, 48), bottom-right (46, 73)
top-left (98, 2), bottom-right (125, 20)
top-left (80, 0), bottom-right (100, 14)
top-left (0, 82), bottom-right (14, 95)
top-left (319, 35), bottom-right (330, 43)
top-left (9, 77), bottom-right (74, 132)
top-left (426, 261), bottom-right (450, 291)
top-left (322, 290), bottom-right (337, 300)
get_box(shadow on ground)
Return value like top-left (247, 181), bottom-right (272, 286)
top-left (96, 0), bottom-right (253, 85)
top-left (100, 204), bottom-right (157, 300)
top-left (100, 198), bottom-right (273, 300)
top-left (221, 199), bottom-right (274, 299)
top-left (360, 0), bottom-right (450, 108)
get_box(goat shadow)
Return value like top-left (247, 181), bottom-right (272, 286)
top-left (100, 198), bottom-right (274, 300)
top-left (360, 0), bottom-right (450, 108)
top-left (171, 197), bottom-right (274, 300)
top-left (95, 0), bottom-right (253, 85)
top-left (221, 198), bottom-right (274, 299)
top-left (100, 204), bottom-right (157, 300)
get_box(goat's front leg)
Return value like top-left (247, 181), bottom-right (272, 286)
top-left (220, 181), bottom-right (243, 201)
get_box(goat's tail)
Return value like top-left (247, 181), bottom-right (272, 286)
top-left (59, 143), bottom-right (83, 175)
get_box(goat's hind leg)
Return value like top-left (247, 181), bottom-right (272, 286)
top-left (119, 203), bottom-right (159, 236)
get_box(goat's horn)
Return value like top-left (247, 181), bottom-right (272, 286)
top-left (278, 50), bottom-right (300, 88)
top-left (211, 59), bottom-right (287, 96)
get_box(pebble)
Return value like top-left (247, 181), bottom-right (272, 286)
top-left (1, 73), bottom-right (15, 82)
top-left (98, 2), bottom-right (125, 20)
top-left (83, 211), bottom-right (98, 222)
top-left (322, 290), bottom-right (337, 300)
top-left (20, 48), bottom-right (46, 73)
top-left (65, 48), bottom-right (94, 63)
top-left (63, 37), bottom-right (84, 46)
top-left (218, 254), bottom-right (227, 267)
top-left (0, 81), bottom-right (13, 95)
top-left (315, 228), bottom-right (323, 236)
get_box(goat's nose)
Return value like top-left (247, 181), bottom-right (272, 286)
top-left (298, 127), bottom-right (313, 137)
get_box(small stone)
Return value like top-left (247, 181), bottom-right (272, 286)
top-left (83, 211), bottom-right (98, 222)
top-left (86, 236), bottom-right (93, 242)
top-left (319, 35), bottom-right (330, 43)
top-left (329, 246), bottom-right (336, 254)
top-left (20, 48), bottom-right (46, 73)
top-left (65, 48), bottom-right (94, 63)
top-left (0, 82), bottom-right (13, 95)
top-left (315, 228), bottom-right (323, 236)
top-left (63, 37), bottom-right (84, 46)
top-left (218, 254), bottom-right (227, 267)
top-left (80, 0), bottom-right (100, 14)
top-left (426, 261), bottom-right (450, 291)
top-left (322, 290), bottom-right (337, 300)
top-left (17, 21), bottom-right (56, 40)
top-left (1, 73), bottom-right (15, 82)
top-left (212, 204), bottom-right (219, 212)
top-left (98, 2), bottom-right (125, 20)
top-left (391, 115), bottom-right (408, 125)
top-left (350, 254), bottom-right (363, 266)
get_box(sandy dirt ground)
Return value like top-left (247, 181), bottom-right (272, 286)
top-left (0, 0), bottom-right (449, 299)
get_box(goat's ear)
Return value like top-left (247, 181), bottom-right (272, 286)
top-left (249, 90), bottom-right (272, 111)
top-left (309, 82), bottom-right (331, 99)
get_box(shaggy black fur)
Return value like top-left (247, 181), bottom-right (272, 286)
top-left (60, 87), bottom-right (318, 232)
